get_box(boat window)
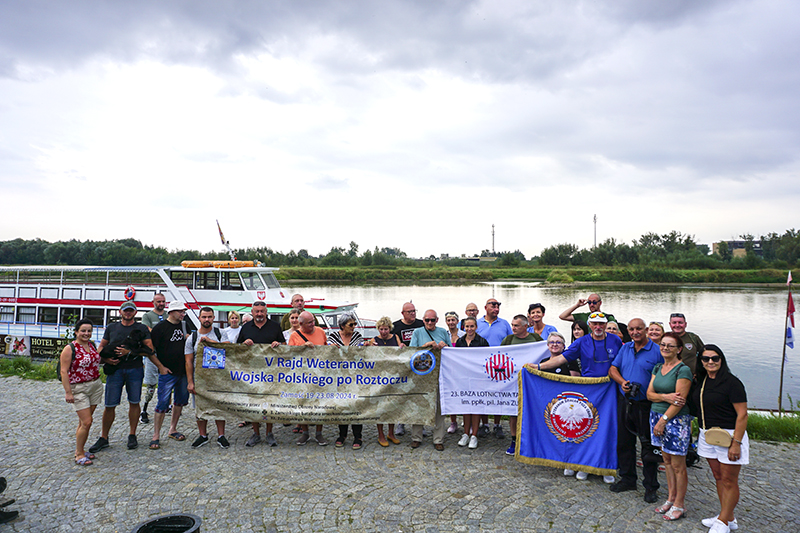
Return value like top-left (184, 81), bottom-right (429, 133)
top-left (60, 308), bottom-right (82, 325)
top-left (62, 288), bottom-right (82, 300)
top-left (221, 272), bottom-right (243, 291)
top-left (85, 289), bottom-right (105, 300)
top-left (240, 273), bottom-right (265, 290)
top-left (195, 272), bottom-right (219, 290)
top-left (16, 307), bottom-right (35, 323)
top-left (0, 287), bottom-right (13, 298)
top-left (19, 288), bottom-right (36, 298)
top-left (261, 272), bottom-right (281, 289)
top-left (0, 306), bottom-right (14, 322)
top-left (108, 289), bottom-right (127, 301)
top-left (84, 308), bottom-right (105, 327)
top-left (40, 288), bottom-right (59, 299)
top-left (38, 307), bottom-right (58, 324)
top-left (169, 271), bottom-right (194, 289)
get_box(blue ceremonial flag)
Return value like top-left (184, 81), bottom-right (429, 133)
top-left (516, 367), bottom-right (618, 475)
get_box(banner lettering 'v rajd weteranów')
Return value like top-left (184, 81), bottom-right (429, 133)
top-left (194, 342), bottom-right (439, 425)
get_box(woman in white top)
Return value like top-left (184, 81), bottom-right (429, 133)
top-left (224, 311), bottom-right (242, 343)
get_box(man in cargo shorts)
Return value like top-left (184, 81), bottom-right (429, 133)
top-left (140, 292), bottom-right (167, 424)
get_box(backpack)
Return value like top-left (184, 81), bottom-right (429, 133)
top-left (57, 340), bottom-right (97, 381)
top-left (191, 328), bottom-right (222, 352)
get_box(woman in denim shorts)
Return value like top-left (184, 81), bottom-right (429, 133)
top-left (646, 332), bottom-right (693, 521)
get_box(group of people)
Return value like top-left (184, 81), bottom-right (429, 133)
top-left (59, 291), bottom-right (747, 533)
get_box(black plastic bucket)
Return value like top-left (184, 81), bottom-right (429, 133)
top-left (130, 513), bottom-right (202, 533)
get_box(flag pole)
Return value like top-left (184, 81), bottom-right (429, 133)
top-left (779, 293), bottom-right (789, 414)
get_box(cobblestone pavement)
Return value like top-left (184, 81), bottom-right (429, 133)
top-left (1, 375), bottom-right (798, 532)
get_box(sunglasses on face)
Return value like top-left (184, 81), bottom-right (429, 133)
top-left (423, 318), bottom-right (437, 323)
top-left (700, 355), bottom-right (721, 363)
top-left (587, 300), bottom-right (600, 305)
top-left (488, 302), bottom-right (501, 307)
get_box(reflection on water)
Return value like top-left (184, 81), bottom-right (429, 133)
top-left (292, 280), bottom-right (798, 410)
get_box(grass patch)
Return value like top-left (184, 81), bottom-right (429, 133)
top-left (0, 356), bottom-right (58, 381)
top-left (546, 269), bottom-right (574, 284)
top-left (746, 413), bottom-right (800, 443)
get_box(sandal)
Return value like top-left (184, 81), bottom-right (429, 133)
top-left (149, 439), bottom-right (160, 450)
top-left (168, 432), bottom-right (186, 441)
top-left (335, 439), bottom-right (345, 448)
top-left (84, 452), bottom-right (96, 460)
top-left (654, 501), bottom-right (674, 514)
top-left (75, 456), bottom-right (93, 466)
top-left (352, 439), bottom-right (362, 450)
top-left (238, 421), bottom-right (251, 428)
top-left (663, 506), bottom-right (686, 521)
top-left (292, 425), bottom-right (302, 434)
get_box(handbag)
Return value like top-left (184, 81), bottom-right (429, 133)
top-left (700, 377), bottom-right (733, 447)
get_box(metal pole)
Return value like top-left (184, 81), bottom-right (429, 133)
top-left (593, 214), bottom-right (597, 249)
top-left (779, 288), bottom-right (791, 414)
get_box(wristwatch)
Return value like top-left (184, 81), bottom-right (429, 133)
top-left (661, 414), bottom-right (669, 422)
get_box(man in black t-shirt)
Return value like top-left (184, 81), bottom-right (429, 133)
top-left (89, 301), bottom-right (157, 453)
top-left (237, 300), bottom-right (285, 447)
top-left (148, 301), bottom-right (192, 449)
top-left (391, 302), bottom-right (424, 346)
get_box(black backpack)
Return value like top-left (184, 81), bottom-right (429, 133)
top-left (191, 328), bottom-right (222, 351)
top-left (56, 340), bottom-right (97, 382)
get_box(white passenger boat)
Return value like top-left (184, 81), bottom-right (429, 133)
top-left (0, 261), bottom-right (375, 359)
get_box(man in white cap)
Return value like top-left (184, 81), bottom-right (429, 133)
top-left (538, 311), bottom-right (623, 483)
top-left (148, 301), bottom-right (192, 450)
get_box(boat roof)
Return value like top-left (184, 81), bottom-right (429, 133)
top-left (0, 265), bottom-right (279, 273)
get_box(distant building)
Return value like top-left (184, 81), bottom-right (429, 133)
top-left (712, 240), bottom-right (763, 258)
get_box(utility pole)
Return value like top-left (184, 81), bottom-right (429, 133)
top-left (492, 224), bottom-right (495, 255)
top-left (593, 214), bottom-right (597, 249)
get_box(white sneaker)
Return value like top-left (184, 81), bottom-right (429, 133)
top-left (576, 471), bottom-right (588, 481)
top-left (603, 475), bottom-right (615, 484)
top-left (468, 435), bottom-right (478, 449)
top-left (563, 469), bottom-right (575, 476)
top-left (702, 516), bottom-right (738, 530)
top-left (708, 519), bottom-right (731, 533)
top-left (458, 434), bottom-right (470, 447)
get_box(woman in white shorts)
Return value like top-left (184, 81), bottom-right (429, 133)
top-left (692, 344), bottom-right (748, 533)
top-left (59, 319), bottom-right (103, 466)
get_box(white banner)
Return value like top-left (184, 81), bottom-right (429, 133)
top-left (439, 342), bottom-right (550, 415)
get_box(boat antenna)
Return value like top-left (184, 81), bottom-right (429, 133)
top-left (217, 219), bottom-right (237, 261)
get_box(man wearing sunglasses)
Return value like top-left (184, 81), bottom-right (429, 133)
top-left (559, 293), bottom-right (617, 325)
top-left (668, 313), bottom-right (705, 375)
top-left (409, 310), bottom-right (449, 451)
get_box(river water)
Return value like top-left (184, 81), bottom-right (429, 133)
top-left (290, 280), bottom-right (798, 411)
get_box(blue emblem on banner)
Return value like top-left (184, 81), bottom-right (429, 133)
top-left (202, 346), bottom-right (226, 369)
top-left (410, 350), bottom-right (436, 375)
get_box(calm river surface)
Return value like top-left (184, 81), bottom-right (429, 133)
top-left (290, 280), bottom-right (797, 411)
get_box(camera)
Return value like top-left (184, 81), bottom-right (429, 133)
top-left (625, 381), bottom-right (642, 399)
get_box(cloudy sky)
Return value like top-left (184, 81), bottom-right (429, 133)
top-left (2, 0), bottom-right (798, 259)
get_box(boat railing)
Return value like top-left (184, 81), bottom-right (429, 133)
top-left (0, 321), bottom-right (106, 343)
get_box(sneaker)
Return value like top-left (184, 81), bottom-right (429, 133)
top-left (297, 433), bottom-right (310, 446)
top-left (89, 437), bottom-right (109, 454)
top-left (644, 489), bottom-right (658, 503)
top-left (477, 425), bottom-right (491, 438)
top-left (447, 422), bottom-right (458, 434)
top-left (576, 471), bottom-right (589, 481)
top-left (127, 434), bottom-right (138, 450)
top-left (603, 475), bottom-right (615, 484)
top-left (217, 436), bottom-right (230, 449)
top-left (468, 435), bottom-right (478, 449)
top-left (395, 423), bottom-right (405, 436)
top-left (315, 433), bottom-right (328, 446)
top-left (708, 519), bottom-right (731, 533)
top-left (505, 444), bottom-right (515, 456)
top-left (265, 432), bottom-right (277, 447)
top-left (458, 434), bottom-right (470, 447)
top-left (702, 516), bottom-right (738, 530)
top-left (245, 434), bottom-right (261, 447)
top-left (563, 469), bottom-right (575, 476)
top-left (191, 435), bottom-right (209, 448)
top-left (140, 411), bottom-right (150, 424)
top-left (493, 424), bottom-right (504, 439)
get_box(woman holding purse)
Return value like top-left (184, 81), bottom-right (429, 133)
top-left (693, 345), bottom-right (748, 533)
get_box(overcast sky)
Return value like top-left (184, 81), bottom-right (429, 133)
top-left (2, 0), bottom-right (798, 259)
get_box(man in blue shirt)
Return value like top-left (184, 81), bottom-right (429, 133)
top-left (608, 318), bottom-right (664, 502)
top-left (409, 310), bottom-right (448, 451)
top-left (477, 298), bottom-right (513, 438)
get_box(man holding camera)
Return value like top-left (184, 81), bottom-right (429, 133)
top-left (608, 318), bottom-right (664, 502)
